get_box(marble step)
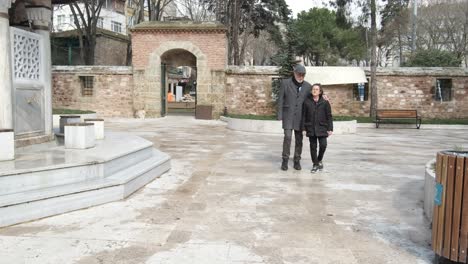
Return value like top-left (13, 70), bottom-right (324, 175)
top-left (0, 149), bottom-right (171, 227)
top-left (0, 141), bottom-right (154, 196)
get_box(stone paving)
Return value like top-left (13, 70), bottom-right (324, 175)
top-left (0, 116), bottom-right (467, 264)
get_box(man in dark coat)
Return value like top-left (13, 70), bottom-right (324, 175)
top-left (277, 64), bottom-right (312, 171)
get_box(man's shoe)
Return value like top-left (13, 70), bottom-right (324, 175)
top-left (281, 159), bottom-right (288, 171)
top-left (318, 161), bottom-right (324, 171)
top-left (293, 160), bottom-right (302, 170)
top-left (311, 165), bottom-right (319, 173)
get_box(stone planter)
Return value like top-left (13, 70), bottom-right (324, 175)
top-left (53, 113), bottom-right (98, 134)
top-left (224, 117), bottom-right (357, 135)
top-left (84, 119), bottom-right (105, 140)
top-left (0, 129), bottom-right (14, 161)
top-left (64, 123), bottom-right (95, 149)
top-left (424, 159), bottom-right (436, 222)
top-left (59, 115), bottom-right (81, 134)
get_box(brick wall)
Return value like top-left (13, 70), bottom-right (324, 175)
top-left (131, 30), bottom-right (227, 70)
top-left (130, 24), bottom-right (228, 118)
top-left (52, 66), bottom-right (134, 117)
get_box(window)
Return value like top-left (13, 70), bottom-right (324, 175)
top-left (128, 16), bottom-right (134, 27)
top-left (69, 15), bottom-right (74, 25)
top-left (434, 79), bottom-right (452, 102)
top-left (80, 76), bottom-right (94, 97)
top-left (111, 21), bottom-right (122, 33)
top-left (353, 79), bottom-right (370, 101)
top-left (57, 15), bottom-right (65, 25)
top-left (97, 17), bottom-right (104, 28)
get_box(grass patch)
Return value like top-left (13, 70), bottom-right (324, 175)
top-left (226, 114), bottom-right (468, 125)
top-left (226, 114), bottom-right (277, 120)
top-left (334, 116), bottom-right (373, 123)
top-left (53, 108), bottom-right (95, 115)
top-left (423, 119), bottom-right (468, 125)
top-left (335, 116), bottom-right (468, 124)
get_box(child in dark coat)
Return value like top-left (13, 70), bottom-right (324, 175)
top-left (302, 83), bottom-right (333, 172)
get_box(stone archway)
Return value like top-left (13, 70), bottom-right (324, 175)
top-left (131, 22), bottom-right (227, 118)
top-left (160, 48), bottom-right (197, 115)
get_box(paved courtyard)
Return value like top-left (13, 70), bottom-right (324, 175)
top-left (0, 116), bottom-right (467, 264)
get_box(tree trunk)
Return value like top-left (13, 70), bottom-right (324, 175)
top-left (370, 0), bottom-right (378, 118)
top-left (464, 2), bottom-right (468, 67)
top-left (139, 0), bottom-right (145, 22)
top-left (397, 23), bottom-right (403, 65)
top-left (232, 0), bottom-right (241, 65)
top-left (147, 0), bottom-right (152, 20)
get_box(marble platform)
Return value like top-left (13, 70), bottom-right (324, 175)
top-left (0, 132), bottom-right (171, 227)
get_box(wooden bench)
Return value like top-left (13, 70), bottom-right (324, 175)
top-left (375, 109), bottom-right (422, 129)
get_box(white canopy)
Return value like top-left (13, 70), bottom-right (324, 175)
top-left (304, 67), bottom-right (367, 85)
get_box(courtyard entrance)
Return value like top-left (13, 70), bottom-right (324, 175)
top-left (131, 21), bottom-right (227, 119)
top-left (161, 49), bottom-right (197, 116)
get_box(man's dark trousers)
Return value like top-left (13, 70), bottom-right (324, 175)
top-left (282, 129), bottom-right (303, 161)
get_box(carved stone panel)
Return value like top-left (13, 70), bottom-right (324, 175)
top-left (15, 89), bottom-right (44, 135)
top-left (12, 30), bottom-right (41, 81)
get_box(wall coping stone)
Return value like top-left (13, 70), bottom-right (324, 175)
top-left (226, 66), bottom-right (280, 75)
top-left (225, 66), bottom-right (468, 76)
top-left (364, 67), bottom-right (468, 77)
top-left (131, 21), bottom-right (226, 33)
top-left (52, 66), bottom-right (133, 75)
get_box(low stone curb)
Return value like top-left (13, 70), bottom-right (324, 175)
top-left (224, 117), bottom-right (357, 135)
top-left (424, 159), bottom-right (436, 222)
top-left (358, 123), bottom-right (468, 130)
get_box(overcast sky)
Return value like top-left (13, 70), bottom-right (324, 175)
top-left (285, 0), bottom-right (327, 18)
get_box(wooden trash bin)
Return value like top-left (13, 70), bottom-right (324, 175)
top-left (432, 151), bottom-right (468, 263)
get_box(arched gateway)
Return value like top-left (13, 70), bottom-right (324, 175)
top-left (131, 21), bottom-right (227, 119)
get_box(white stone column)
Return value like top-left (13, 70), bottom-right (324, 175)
top-left (25, 3), bottom-right (52, 137)
top-left (0, 1), bottom-right (14, 130)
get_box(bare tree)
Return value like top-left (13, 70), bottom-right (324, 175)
top-left (175, 0), bottom-right (215, 21)
top-left (415, 0), bottom-right (467, 64)
top-left (240, 31), bottom-right (279, 65)
top-left (69, 0), bottom-right (105, 65)
top-left (148, 0), bottom-right (175, 21)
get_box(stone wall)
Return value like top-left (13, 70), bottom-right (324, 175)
top-left (225, 67), bottom-right (468, 119)
top-left (372, 68), bottom-right (468, 119)
top-left (224, 67), bottom-right (369, 117)
top-left (52, 66), bottom-right (134, 117)
top-left (225, 66), bottom-right (279, 116)
top-left (51, 66), bottom-right (468, 120)
top-left (321, 85), bottom-right (370, 117)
